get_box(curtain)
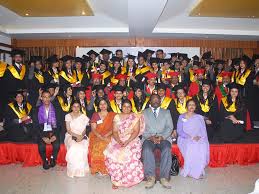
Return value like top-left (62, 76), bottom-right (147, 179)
top-left (200, 48), bottom-right (244, 60)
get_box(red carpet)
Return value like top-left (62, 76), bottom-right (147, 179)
top-left (0, 142), bottom-right (258, 168)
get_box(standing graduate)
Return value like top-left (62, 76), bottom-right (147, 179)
top-left (87, 50), bottom-right (99, 69)
top-left (135, 52), bottom-right (151, 83)
top-left (124, 55), bottom-right (138, 88)
top-left (44, 55), bottom-right (60, 84)
top-left (4, 90), bottom-right (35, 142)
top-left (28, 56), bottom-right (45, 107)
top-left (54, 84), bottom-right (75, 142)
top-left (0, 60), bottom-right (8, 129)
top-left (99, 60), bottom-right (111, 86)
top-left (130, 84), bottom-right (149, 114)
top-left (74, 57), bottom-right (89, 87)
top-left (188, 68), bottom-right (206, 97)
top-left (193, 79), bottom-right (219, 142)
top-left (214, 83), bottom-right (246, 143)
top-left (100, 49), bottom-right (113, 68)
top-left (59, 55), bottom-right (78, 87)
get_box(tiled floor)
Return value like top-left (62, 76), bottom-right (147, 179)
top-left (0, 164), bottom-right (258, 194)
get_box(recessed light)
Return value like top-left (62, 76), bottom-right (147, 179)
top-left (25, 13), bottom-right (29, 16)
top-left (252, 16), bottom-right (255, 18)
top-left (198, 13), bottom-right (201, 16)
top-left (81, 11), bottom-right (85, 15)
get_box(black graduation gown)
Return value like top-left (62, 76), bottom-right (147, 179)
top-left (75, 70), bottom-right (89, 87)
top-left (250, 71), bottom-right (259, 121)
top-left (215, 100), bottom-right (246, 143)
top-left (193, 95), bottom-right (219, 142)
top-left (4, 102), bottom-right (35, 142)
top-left (44, 69), bottom-right (59, 84)
top-left (28, 71), bottom-right (44, 107)
top-left (0, 62), bottom-right (8, 122)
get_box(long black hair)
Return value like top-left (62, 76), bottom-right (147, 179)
top-left (197, 84), bottom-right (214, 106)
top-left (226, 88), bottom-right (244, 112)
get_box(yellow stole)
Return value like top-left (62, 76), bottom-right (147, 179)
top-left (57, 96), bottom-right (71, 112)
top-left (7, 65), bottom-right (26, 80)
top-left (161, 97), bottom-right (172, 109)
top-left (216, 73), bottom-right (223, 84)
top-left (130, 97), bottom-right (150, 114)
top-left (110, 76), bottom-right (119, 85)
top-left (189, 69), bottom-right (195, 82)
top-left (8, 102), bottom-right (32, 119)
top-left (135, 66), bottom-right (150, 75)
top-left (110, 100), bottom-right (121, 113)
top-left (0, 62), bottom-right (7, 78)
top-left (59, 71), bottom-right (77, 84)
top-left (34, 72), bottom-right (44, 84)
top-left (81, 106), bottom-right (87, 115)
top-left (197, 96), bottom-right (212, 113)
top-left (221, 97), bottom-right (236, 112)
top-left (76, 70), bottom-right (84, 82)
top-left (236, 69), bottom-right (251, 86)
top-left (48, 70), bottom-right (59, 80)
top-left (174, 96), bottom-right (191, 114)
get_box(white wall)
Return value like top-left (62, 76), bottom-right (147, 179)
top-left (0, 34), bottom-right (12, 64)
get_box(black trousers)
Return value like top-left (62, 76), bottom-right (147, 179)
top-left (38, 136), bottom-right (60, 161)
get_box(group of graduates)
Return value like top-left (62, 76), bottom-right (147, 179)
top-left (0, 48), bottom-right (259, 148)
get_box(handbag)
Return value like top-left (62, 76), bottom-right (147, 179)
top-left (170, 154), bottom-right (179, 176)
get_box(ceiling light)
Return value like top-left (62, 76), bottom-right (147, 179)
top-left (252, 16), bottom-right (255, 18)
top-left (198, 13), bottom-right (201, 16)
top-left (81, 11), bottom-right (85, 15)
top-left (25, 13), bottom-right (29, 16)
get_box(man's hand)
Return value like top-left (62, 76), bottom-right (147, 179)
top-left (205, 119), bottom-right (212, 125)
top-left (42, 137), bottom-right (51, 144)
top-left (50, 135), bottom-right (57, 143)
top-left (172, 130), bottom-right (177, 138)
top-left (21, 116), bottom-right (29, 122)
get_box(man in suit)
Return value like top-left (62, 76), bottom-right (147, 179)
top-left (142, 94), bottom-right (174, 189)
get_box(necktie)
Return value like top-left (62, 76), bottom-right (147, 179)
top-left (153, 108), bottom-right (157, 118)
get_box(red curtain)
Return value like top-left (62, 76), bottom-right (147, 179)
top-left (0, 143), bottom-right (258, 168)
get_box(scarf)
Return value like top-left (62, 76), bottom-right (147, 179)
top-left (38, 103), bottom-right (57, 128)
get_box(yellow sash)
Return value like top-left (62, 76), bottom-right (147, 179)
top-left (7, 65), bottom-right (26, 80)
top-left (130, 97), bottom-right (150, 114)
top-left (0, 61), bottom-right (7, 78)
top-left (102, 71), bottom-right (111, 80)
top-left (135, 66), bottom-right (150, 75)
top-left (236, 69), bottom-right (251, 86)
top-left (57, 96), bottom-right (71, 112)
top-left (189, 69), bottom-right (195, 82)
top-left (76, 71), bottom-right (84, 82)
top-left (34, 72), bottom-right (44, 84)
top-left (197, 96), bottom-right (212, 113)
top-left (8, 102), bottom-right (32, 119)
top-left (48, 70), bottom-right (59, 80)
top-left (221, 97), bottom-right (236, 112)
top-left (174, 96), bottom-right (191, 114)
top-left (81, 106), bottom-right (87, 115)
top-left (110, 100), bottom-right (121, 113)
top-left (59, 71), bottom-right (77, 84)
top-left (161, 97), bottom-right (172, 109)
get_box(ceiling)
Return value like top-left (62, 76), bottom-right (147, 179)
top-left (0, 0), bottom-right (93, 17)
top-left (0, 0), bottom-right (258, 40)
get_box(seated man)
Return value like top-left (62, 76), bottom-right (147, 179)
top-left (142, 94), bottom-right (174, 189)
top-left (34, 90), bottom-right (60, 170)
top-left (4, 90), bottom-right (35, 142)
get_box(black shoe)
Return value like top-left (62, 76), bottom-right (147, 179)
top-left (50, 158), bottom-right (56, 168)
top-left (43, 159), bottom-right (50, 170)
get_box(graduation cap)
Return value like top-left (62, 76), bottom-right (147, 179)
top-left (215, 59), bottom-right (225, 65)
top-left (168, 71), bottom-right (180, 77)
top-left (170, 53), bottom-right (179, 58)
top-left (227, 82), bottom-right (241, 90)
top-left (150, 57), bottom-right (159, 64)
top-left (82, 55), bottom-right (91, 62)
top-left (145, 72), bottom-right (157, 80)
top-left (133, 83), bottom-right (144, 91)
top-left (202, 51), bottom-right (212, 60)
top-left (30, 56), bottom-right (43, 63)
top-left (182, 56), bottom-right (190, 62)
top-left (74, 86), bottom-right (87, 94)
top-left (62, 83), bottom-right (72, 91)
top-left (92, 73), bottom-right (103, 80)
top-left (194, 68), bottom-right (205, 75)
top-left (157, 83), bottom-right (167, 91)
top-left (100, 49), bottom-right (112, 55)
top-left (193, 61), bottom-right (201, 67)
top-left (241, 55), bottom-right (252, 66)
top-left (162, 58), bottom-right (171, 64)
top-left (60, 55), bottom-right (74, 62)
top-left (173, 84), bottom-right (186, 92)
top-left (112, 85), bottom-right (125, 92)
top-left (46, 55), bottom-right (59, 64)
top-left (74, 57), bottom-right (84, 64)
top-left (87, 50), bottom-right (99, 57)
top-left (221, 71), bottom-right (233, 78)
top-left (115, 74), bottom-right (128, 80)
top-left (127, 54), bottom-right (136, 60)
top-left (111, 56), bottom-right (121, 63)
top-left (143, 49), bottom-right (155, 55)
top-left (192, 55), bottom-right (199, 61)
top-left (92, 85), bottom-right (106, 92)
top-left (231, 58), bottom-right (241, 66)
top-left (11, 49), bottom-right (25, 57)
top-left (252, 54), bottom-right (259, 62)
top-left (137, 51), bottom-right (146, 59)
top-left (201, 79), bottom-right (212, 86)
top-left (178, 53), bottom-right (188, 59)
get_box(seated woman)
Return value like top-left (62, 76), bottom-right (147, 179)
top-left (35, 91), bottom-right (60, 170)
top-left (104, 99), bottom-right (144, 189)
top-left (89, 98), bottom-right (115, 175)
top-left (215, 83), bottom-right (246, 143)
top-left (177, 99), bottom-right (210, 179)
top-left (4, 90), bottom-right (35, 142)
top-left (65, 101), bottom-right (90, 178)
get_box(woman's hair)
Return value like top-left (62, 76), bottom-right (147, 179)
top-left (95, 97), bottom-right (112, 112)
top-left (198, 84), bottom-right (214, 106)
top-left (71, 100), bottom-right (81, 110)
top-left (122, 99), bottom-right (132, 107)
top-left (133, 88), bottom-right (146, 108)
top-left (186, 99), bottom-right (196, 108)
top-left (226, 89), bottom-right (244, 112)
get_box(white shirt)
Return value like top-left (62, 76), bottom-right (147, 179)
top-left (15, 62), bottom-right (21, 69)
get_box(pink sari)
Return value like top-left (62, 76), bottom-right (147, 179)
top-left (104, 113), bottom-right (145, 187)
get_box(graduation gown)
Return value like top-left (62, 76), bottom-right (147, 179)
top-left (0, 61), bottom-right (8, 121)
top-left (193, 95), bottom-right (219, 142)
top-left (59, 70), bottom-right (77, 86)
top-left (135, 65), bottom-right (151, 83)
top-left (44, 68), bottom-right (59, 84)
top-left (130, 96), bottom-right (150, 114)
top-left (110, 100), bottom-right (122, 113)
top-left (75, 70), bottom-right (89, 87)
top-left (215, 97), bottom-right (246, 143)
top-left (4, 102), bottom-right (35, 142)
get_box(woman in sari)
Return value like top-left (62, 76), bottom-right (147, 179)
top-left (104, 99), bottom-right (144, 189)
top-left (89, 97), bottom-right (115, 175)
top-left (177, 99), bottom-right (210, 179)
top-left (65, 101), bottom-right (90, 178)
